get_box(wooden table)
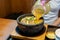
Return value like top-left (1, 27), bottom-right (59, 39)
top-left (11, 24), bottom-right (48, 40)
top-left (0, 18), bottom-right (17, 40)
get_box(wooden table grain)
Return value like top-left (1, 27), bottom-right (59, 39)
top-left (0, 18), bottom-right (17, 40)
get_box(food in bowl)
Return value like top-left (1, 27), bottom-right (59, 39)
top-left (46, 32), bottom-right (55, 39)
top-left (20, 16), bottom-right (43, 25)
top-left (17, 14), bottom-right (44, 36)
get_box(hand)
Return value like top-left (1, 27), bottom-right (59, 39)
top-left (53, 18), bottom-right (60, 26)
top-left (41, 0), bottom-right (50, 4)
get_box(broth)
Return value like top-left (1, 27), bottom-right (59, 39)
top-left (32, 7), bottom-right (44, 19)
top-left (20, 16), bottom-right (43, 25)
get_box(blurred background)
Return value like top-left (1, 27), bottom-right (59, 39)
top-left (0, 0), bottom-right (60, 19)
top-left (0, 0), bottom-right (36, 17)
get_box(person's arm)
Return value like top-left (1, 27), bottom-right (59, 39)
top-left (51, 0), bottom-right (60, 26)
top-left (53, 18), bottom-right (60, 26)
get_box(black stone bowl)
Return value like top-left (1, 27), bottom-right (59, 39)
top-left (17, 14), bottom-right (44, 36)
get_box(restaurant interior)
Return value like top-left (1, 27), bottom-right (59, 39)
top-left (0, 0), bottom-right (60, 40)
